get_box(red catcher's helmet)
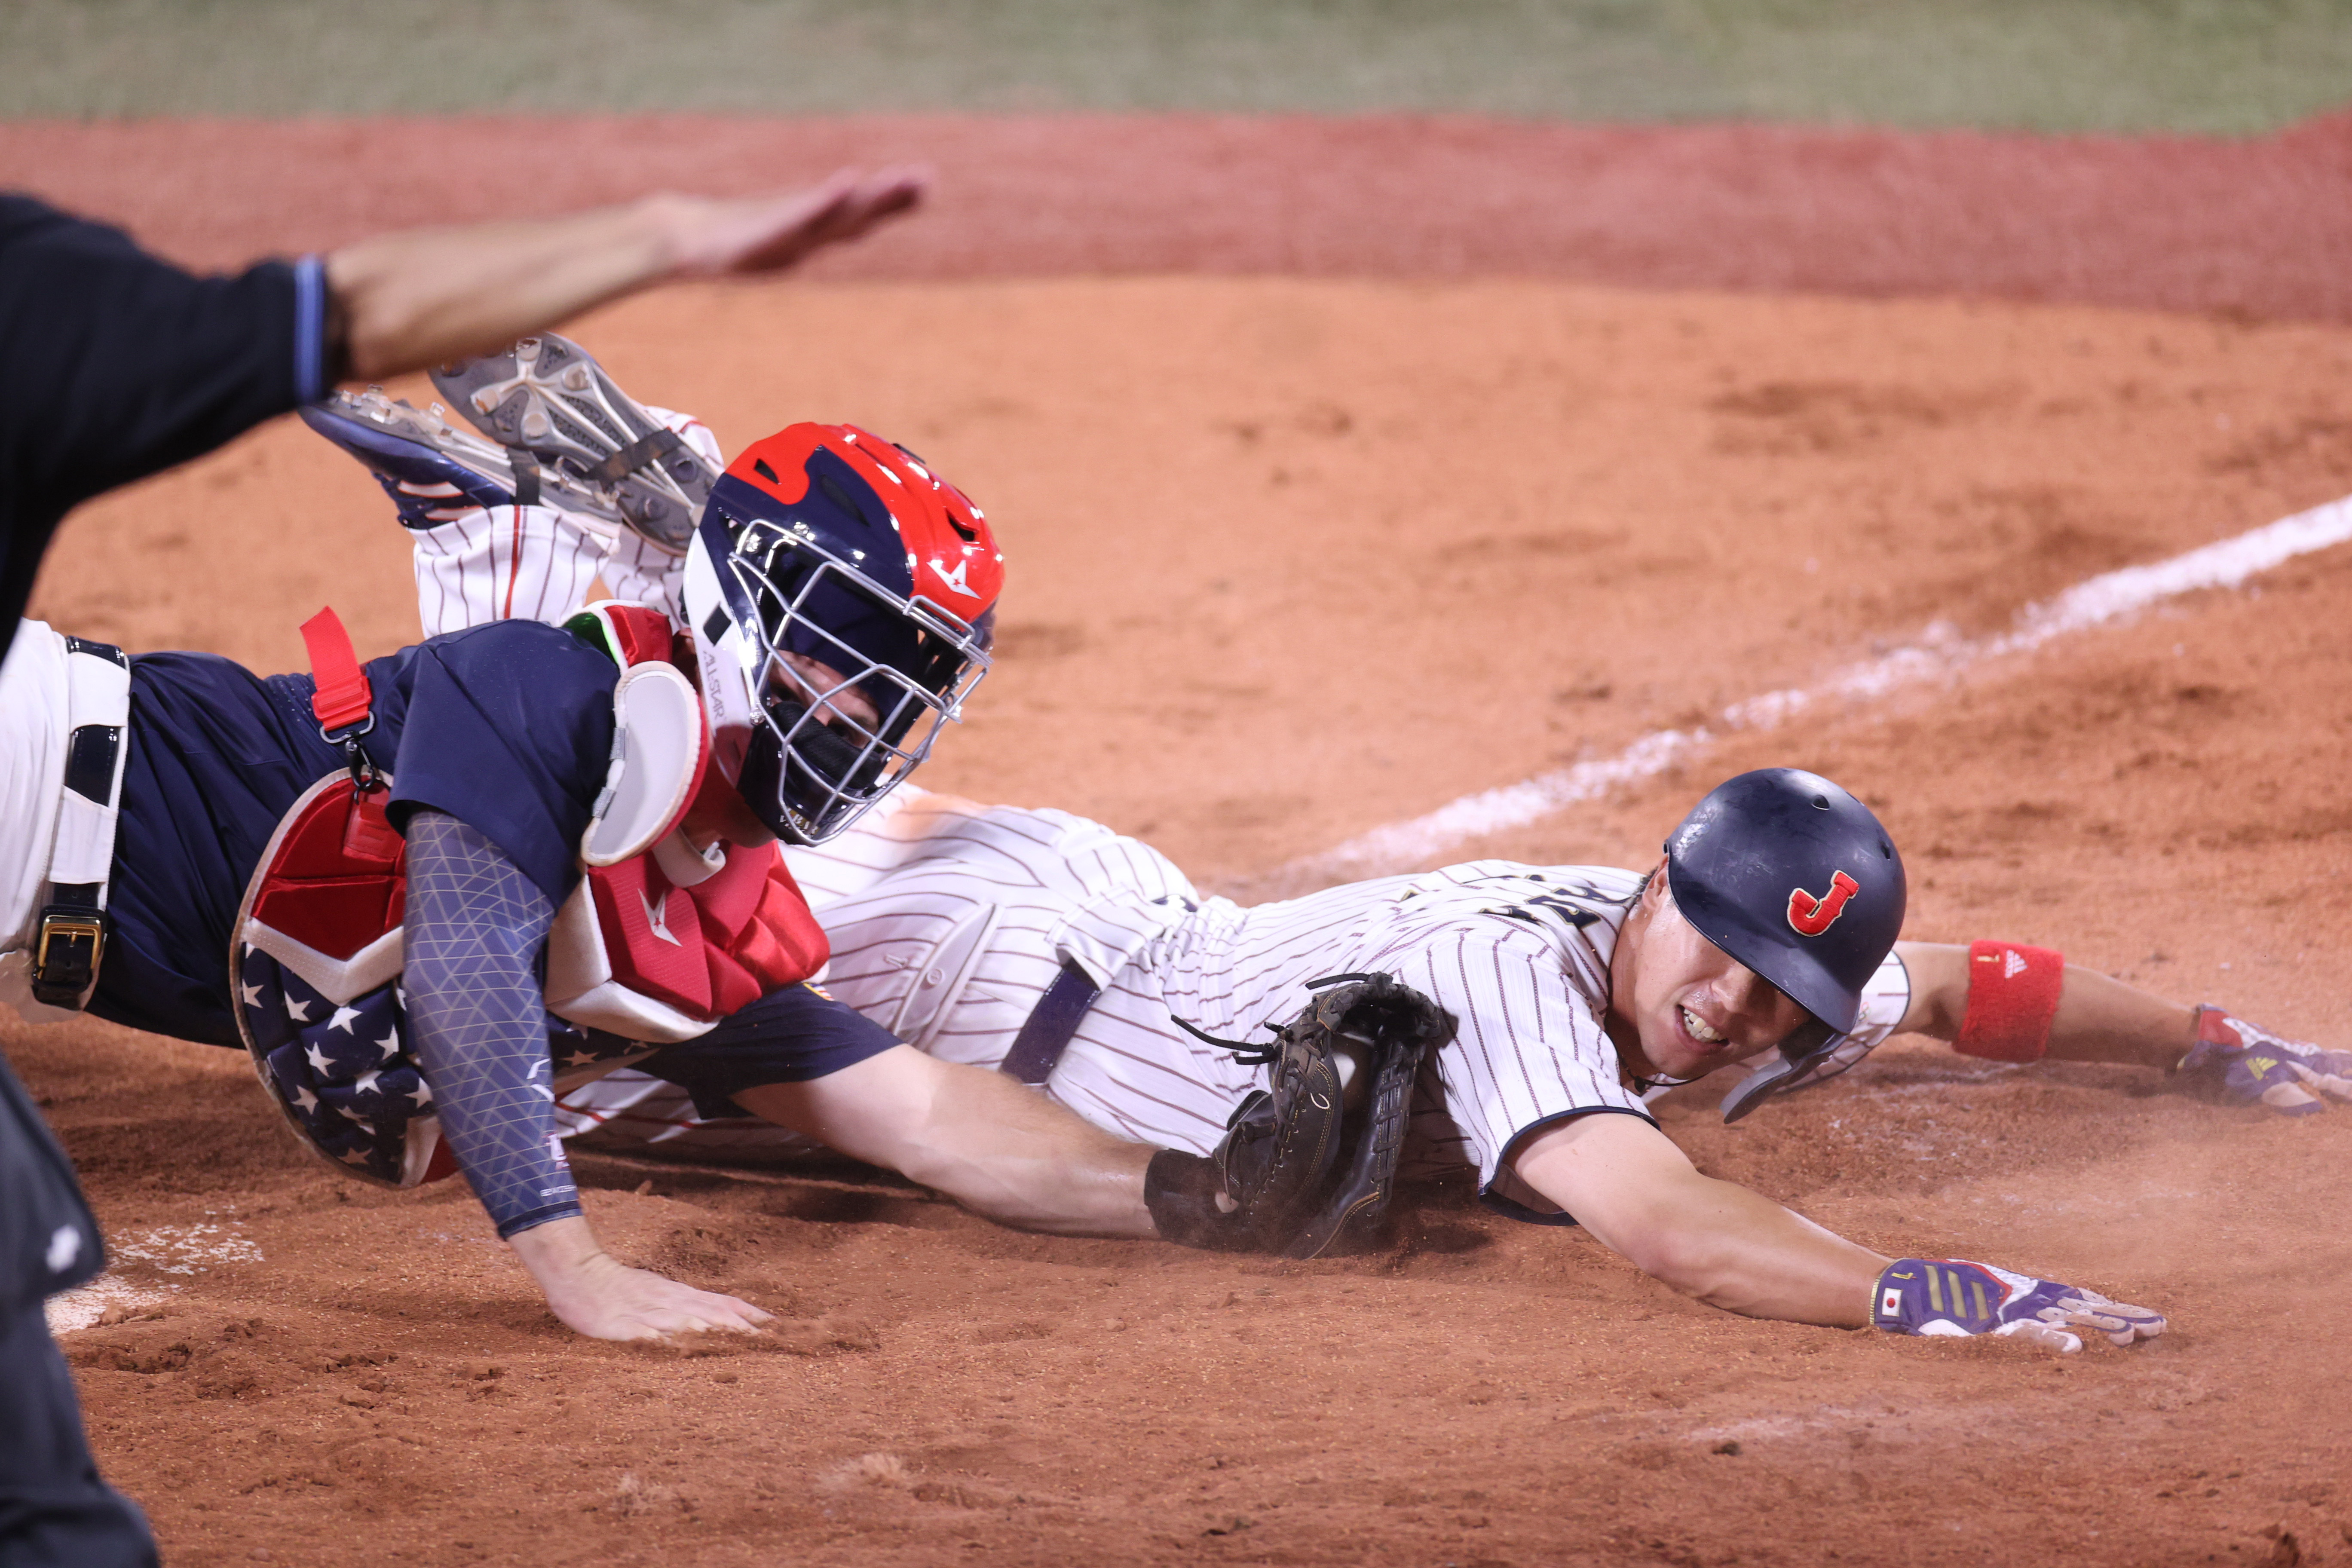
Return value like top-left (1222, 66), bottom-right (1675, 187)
top-left (683, 423), bottom-right (1001, 844)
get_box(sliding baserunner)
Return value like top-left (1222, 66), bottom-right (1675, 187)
top-left (568, 772), bottom-right (2347, 1349)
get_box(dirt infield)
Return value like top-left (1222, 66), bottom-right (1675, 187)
top-left (4, 111), bottom-right (2352, 319)
top-left (9, 117), bottom-right (2352, 1568)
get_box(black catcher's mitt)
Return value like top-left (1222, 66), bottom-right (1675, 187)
top-left (1182, 972), bottom-right (1458, 1259)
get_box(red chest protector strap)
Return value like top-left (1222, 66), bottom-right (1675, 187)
top-left (301, 606), bottom-right (380, 786)
top-left (301, 607), bottom-right (373, 733)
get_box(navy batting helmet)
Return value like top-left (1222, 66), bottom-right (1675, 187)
top-left (1664, 767), bottom-right (1905, 1033)
top-left (1661, 769), bottom-right (1906, 1122)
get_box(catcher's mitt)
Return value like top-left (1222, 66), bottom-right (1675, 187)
top-left (1179, 972), bottom-right (1458, 1259)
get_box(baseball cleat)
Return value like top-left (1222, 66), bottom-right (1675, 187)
top-left (430, 334), bottom-right (713, 552)
top-left (301, 389), bottom-right (618, 530)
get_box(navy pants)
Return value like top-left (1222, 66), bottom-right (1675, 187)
top-left (0, 1300), bottom-right (155, 1568)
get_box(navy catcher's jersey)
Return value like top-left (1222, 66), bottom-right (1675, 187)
top-left (95, 618), bottom-right (618, 1045)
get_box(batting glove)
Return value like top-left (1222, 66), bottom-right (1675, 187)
top-left (1871, 1258), bottom-right (2166, 1354)
top-left (2176, 1007), bottom-right (2352, 1117)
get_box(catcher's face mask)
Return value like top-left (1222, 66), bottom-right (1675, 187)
top-left (683, 423), bottom-right (999, 845)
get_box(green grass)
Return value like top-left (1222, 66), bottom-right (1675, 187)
top-left (8, 0), bottom-right (2350, 132)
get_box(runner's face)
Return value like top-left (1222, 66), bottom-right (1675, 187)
top-left (1609, 863), bottom-right (1813, 1083)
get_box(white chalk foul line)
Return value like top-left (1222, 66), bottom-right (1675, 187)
top-left (1289, 494), bottom-right (2352, 884)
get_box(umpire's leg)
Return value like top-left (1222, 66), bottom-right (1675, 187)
top-left (0, 1299), bottom-right (157, 1568)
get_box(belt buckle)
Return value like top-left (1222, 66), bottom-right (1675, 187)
top-left (31, 907), bottom-right (108, 1005)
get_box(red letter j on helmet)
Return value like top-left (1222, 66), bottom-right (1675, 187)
top-left (1786, 870), bottom-right (1861, 937)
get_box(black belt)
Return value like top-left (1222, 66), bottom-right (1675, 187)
top-left (997, 960), bottom-right (1102, 1086)
top-left (31, 637), bottom-right (130, 1010)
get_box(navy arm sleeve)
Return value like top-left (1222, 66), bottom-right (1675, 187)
top-left (0, 195), bottom-right (332, 646)
top-left (402, 810), bottom-right (580, 1240)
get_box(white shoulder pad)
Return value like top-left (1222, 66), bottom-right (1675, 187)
top-left (581, 662), bottom-right (706, 868)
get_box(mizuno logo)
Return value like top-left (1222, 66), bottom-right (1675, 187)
top-left (640, 890), bottom-right (682, 946)
top-left (1787, 870), bottom-right (1861, 937)
top-left (932, 557), bottom-right (978, 598)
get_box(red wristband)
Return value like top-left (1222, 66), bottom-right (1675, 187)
top-left (1953, 940), bottom-right (2064, 1062)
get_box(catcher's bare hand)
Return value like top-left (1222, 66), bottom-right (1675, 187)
top-left (510, 1216), bottom-right (772, 1341)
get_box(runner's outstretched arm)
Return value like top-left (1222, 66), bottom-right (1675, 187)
top-left (1892, 942), bottom-right (2193, 1067)
top-left (1515, 1105), bottom-right (2165, 1348)
top-left (1512, 1111), bottom-right (1886, 1326)
top-left (1890, 940), bottom-right (2351, 1113)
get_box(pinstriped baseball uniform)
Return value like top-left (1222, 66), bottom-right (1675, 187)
top-left (559, 788), bottom-right (1915, 1219)
top-left (403, 407), bottom-right (716, 636)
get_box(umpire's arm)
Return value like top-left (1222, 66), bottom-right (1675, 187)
top-left (325, 167), bottom-right (924, 380)
top-left (1511, 1111), bottom-right (1887, 1327)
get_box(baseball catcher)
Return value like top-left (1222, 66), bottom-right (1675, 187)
top-left (285, 336), bottom-right (1443, 1265)
top-left (0, 333), bottom-right (1371, 1341)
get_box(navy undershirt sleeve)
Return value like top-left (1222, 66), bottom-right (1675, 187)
top-left (636, 983), bottom-right (905, 1119)
top-left (386, 620), bottom-right (618, 906)
top-left (403, 811), bottom-right (580, 1240)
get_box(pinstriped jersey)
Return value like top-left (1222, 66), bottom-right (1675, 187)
top-left (560, 790), bottom-right (1915, 1218)
top-left (405, 407), bottom-right (715, 636)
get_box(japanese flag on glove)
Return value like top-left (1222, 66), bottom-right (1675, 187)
top-left (2177, 1008), bottom-right (2352, 1117)
top-left (1872, 1259), bottom-right (2166, 1354)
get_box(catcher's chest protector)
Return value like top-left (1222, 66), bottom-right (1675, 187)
top-left (231, 603), bottom-right (828, 1189)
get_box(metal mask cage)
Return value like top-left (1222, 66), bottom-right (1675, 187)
top-left (721, 521), bottom-right (991, 843)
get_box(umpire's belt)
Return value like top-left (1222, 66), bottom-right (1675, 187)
top-left (31, 638), bottom-right (131, 1011)
top-left (997, 960), bottom-right (1102, 1087)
